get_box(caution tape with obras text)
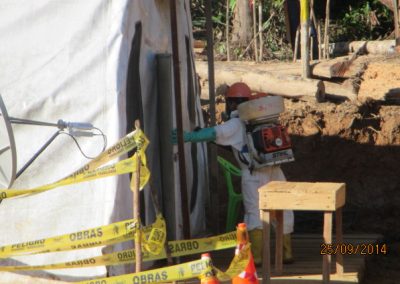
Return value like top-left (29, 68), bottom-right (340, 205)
top-left (0, 128), bottom-right (149, 201)
top-left (75, 242), bottom-right (251, 284)
top-left (0, 225), bottom-right (237, 271)
top-left (0, 212), bottom-right (165, 259)
top-left (78, 257), bottom-right (214, 284)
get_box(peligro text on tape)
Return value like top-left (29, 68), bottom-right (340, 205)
top-left (75, 258), bottom-right (213, 284)
top-left (0, 231), bottom-right (236, 271)
top-left (0, 219), bottom-right (136, 258)
top-left (0, 129), bottom-right (149, 201)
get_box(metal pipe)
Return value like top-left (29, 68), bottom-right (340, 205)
top-left (16, 131), bottom-right (60, 179)
top-left (205, 0), bottom-right (216, 127)
top-left (9, 117), bottom-right (60, 128)
top-left (205, 0), bottom-right (219, 234)
top-left (169, 0), bottom-right (191, 239)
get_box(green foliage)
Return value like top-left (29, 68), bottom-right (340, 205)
top-left (330, 0), bottom-right (393, 42)
top-left (191, 0), bottom-right (394, 61)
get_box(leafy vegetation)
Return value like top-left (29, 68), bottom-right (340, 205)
top-left (191, 0), bottom-right (394, 61)
top-left (330, 0), bottom-right (394, 42)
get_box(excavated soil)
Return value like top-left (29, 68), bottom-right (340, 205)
top-left (207, 97), bottom-right (400, 237)
top-left (200, 55), bottom-right (400, 281)
top-left (358, 56), bottom-right (400, 102)
top-left (203, 94), bottom-right (400, 283)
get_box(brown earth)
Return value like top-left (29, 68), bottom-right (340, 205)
top-left (358, 56), bottom-right (400, 102)
top-left (203, 87), bottom-right (400, 283)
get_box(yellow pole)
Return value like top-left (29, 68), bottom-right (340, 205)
top-left (300, 0), bottom-right (311, 78)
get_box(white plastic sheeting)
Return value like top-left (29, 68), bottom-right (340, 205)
top-left (0, 0), bottom-right (207, 281)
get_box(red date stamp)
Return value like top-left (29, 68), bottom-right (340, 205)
top-left (320, 243), bottom-right (388, 255)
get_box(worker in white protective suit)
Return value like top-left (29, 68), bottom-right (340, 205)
top-left (172, 82), bottom-right (294, 265)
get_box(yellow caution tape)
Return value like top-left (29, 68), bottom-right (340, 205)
top-left (214, 243), bottom-right (251, 281)
top-left (0, 156), bottom-right (149, 200)
top-left (0, 215), bottom-right (162, 258)
top-left (68, 128), bottom-right (149, 176)
top-left (0, 230), bottom-right (237, 271)
top-left (76, 258), bottom-right (213, 284)
top-left (0, 129), bottom-right (150, 201)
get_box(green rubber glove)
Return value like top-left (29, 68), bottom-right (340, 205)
top-left (171, 127), bottom-right (216, 144)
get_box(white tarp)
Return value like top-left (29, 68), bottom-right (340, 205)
top-left (0, 0), bottom-right (207, 281)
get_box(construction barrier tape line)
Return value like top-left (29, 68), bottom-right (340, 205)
top-left (76, 258), bottom-right (213, 284)
top-left (0, 213), bottom-right (165, 258)
top-left (0, 230), bottom-right (237, 271)
top-left (76, 241), bottom-right (249, 284)
top-left (0, 156), bottom-right (149, 200)
top-left (67, 128), bottom-right (149, 176)
top-left (0, 129), bottom-right (149, 201)
top-left (214, 243), bottom-right (251, 282)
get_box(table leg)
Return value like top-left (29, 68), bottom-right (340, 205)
top-left (323, 211), bottom-right (333, 284)
top-left (275, 210), bottom-right (283, 275)
top-left (262, 210), bottom-right (271, 284)
top-left (335, 207), bottom-right (344, 275)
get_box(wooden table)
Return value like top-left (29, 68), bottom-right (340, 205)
top-left (258, 181), bottom-right (346, 284)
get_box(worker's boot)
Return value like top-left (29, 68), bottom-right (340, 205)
top-left (283, 234), bottom-right (294, 264)
top-left (248, 229), bottom-right (263, 266)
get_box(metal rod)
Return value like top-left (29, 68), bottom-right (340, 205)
top-left (205, 0), bottom-right (216, 127)
top-left (9, 117), bottom-right (60, 128)
top-left (16, 131), bottom-right (60, 179)
top-left (169, 0), bottom-right (191, 240)
top-left (259, 2), bottom-right (263, 61)
top-left (205, 0), bottom-right (219, 234)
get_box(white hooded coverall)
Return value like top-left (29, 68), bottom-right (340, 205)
top-left (214, 111), bottom-right (294, 234)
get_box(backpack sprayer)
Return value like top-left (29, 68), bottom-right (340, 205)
top-left (237, 94), bottom-right (294, 169)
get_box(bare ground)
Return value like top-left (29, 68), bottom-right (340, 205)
top-left (202, 56), bottom-right (400, 281)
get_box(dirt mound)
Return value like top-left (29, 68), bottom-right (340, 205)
top-left (358, 56), bottom-right (400, 102)
top-left (281, 99), bottom-right (400, 237)
top-left (209, 97), bottom-right (400, 238)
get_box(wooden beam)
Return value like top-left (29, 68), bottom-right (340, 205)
top-left (335, 208), bottom-right (344, 275)
top-left (259, 181), bottom-right (346, 211)
top-left (323, 212), bottom-right (333, 284)
top-left (262, 210), bottom-right (272, 284)
top-left (275, 210), bottom-right (284, 275)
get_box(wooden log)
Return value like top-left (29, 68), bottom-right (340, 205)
top-left (329, 40), bottom-right (396, 55)
top-left (312, 42), bottom-right (366, 78)
top-left (324, 81), bottom-right (358, 101)
top-left (195, 61), bottom-right (325, 101)
top-left (311, 57), bottom-right (350, 78)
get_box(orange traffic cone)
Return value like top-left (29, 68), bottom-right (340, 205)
top-left (232, 223), bottom-right (259, 284)
top-left (200, 253), bottom-right (220, 284)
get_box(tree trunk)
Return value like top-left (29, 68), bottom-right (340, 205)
top-left (231, 0), bottom-right (252, 46)
top-left (196, 61), bottom-right (325, 102)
